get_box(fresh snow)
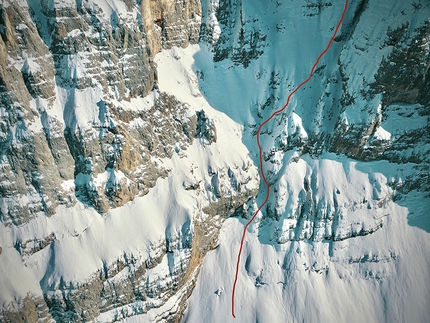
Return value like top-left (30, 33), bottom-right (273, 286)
top-left (179, 0), bottom-right (430, 322)
top-left (183, 193), bottom-right (430, 323)
top-left (0, 129), bottom-right (257, 307)
top-left (1, 0), bottom-right (429, 322)
top-left (373, 126), bottom-right (391, 141)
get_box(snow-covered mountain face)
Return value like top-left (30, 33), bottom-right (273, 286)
top-left (211, 0), bottom-right (430, 237)
top-left (0, 0), bottom-right (429, 322)
top-left (183, 1), bottom-right (430, 322)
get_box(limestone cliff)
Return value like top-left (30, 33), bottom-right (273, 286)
top-left (0, 2), bottom-right (259, 322)
top-left (0, 0), bottom-right (429, 322)
top-left (0, 0), bottom-right (204, 224)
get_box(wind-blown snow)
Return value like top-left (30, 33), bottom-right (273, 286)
top-left (96, 0), bottom-right (430, 320)
top-left (1, 0), bottom-right (429, 322)
top-left (0, 126), bottom-right (257, 309)
top-left (178, 0), bottom-right (430, 322)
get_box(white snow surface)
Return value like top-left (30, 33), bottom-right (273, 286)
top-left (182, 155), bottom-right (430, 323)
top-left (0, 116), bottom-right (257, 309)
top-left (1, 0), bottom-right (429, 322)
top-left (119, 0), bottom-right (430, 321)
top-left (179, 0), bottom-right (430, 322)
top-left (183, 199), bottom-right (430, 323)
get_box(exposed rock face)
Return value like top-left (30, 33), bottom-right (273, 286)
top-left (0, 1), bottom-right (225, 321)
top-left (330, 20), bottom-right (430, 163)
top-left (1, 0), bottom-right (429, 322)
top-left (0, 0), bottom-right (204, 224)
top-left (181, 2), bottom-right (429, 321)
top-left (0, 1), bottom-right (68, 225)
top-left (2, 294), bottom-right (53, 323)
top-left (0, 1), bottom-right (259, 321)
top-left (205, 0), bottom-right (267, 67)
top-left (41, 1), bottom-right (156, 99)
top-left (207, 0), bottom-right (429, 168)
top-left (67, 92), bottom-right (198, 213)
top-left (195, 109), bottom-right (216, 144)
top-left (2, 187), bottom-right (256, 323)
top-left (141, 0), bottom-right (202, 53)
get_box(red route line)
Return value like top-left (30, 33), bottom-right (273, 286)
top-left (231, 0), bottom-right (349, 318)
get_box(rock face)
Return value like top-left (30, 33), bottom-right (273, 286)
top-left (141, 0), bottom-right (201, 53)
top-left (0, 0), bottom-right (203, 224)
top-left (0, 1), bottom-right (260, 322)
top-left (0, 1), bottom-right (63, 224)
top-left (208, 0), bottom-right (267, 67)
top-left (67, 92), bottom-right (198, 213)
top-left (0, 0), bottom-right (429, 322)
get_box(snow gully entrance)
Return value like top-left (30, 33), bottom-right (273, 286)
top-left (231, 0), bottom-right (350, 318)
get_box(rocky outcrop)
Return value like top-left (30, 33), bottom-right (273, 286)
top-left (37, 0), bottom-right (156, 98)
top-left (330, 21), bottom-right (430, 162)
top-left (0, 1), bottom-right (258, 315)
top-left (0, 0), bottom-right (205, 224)
top-left (1, 0), bottom-right (429, 322)
top-left (141, 0), bottom-right (201, 54)
top-left (0, 2), bottom-right (71, 225)
top-left (201, 0), bottom-right (429, 246)
top-left (1, 188), bottom-right (255, 323)
top-left (1, 294), bottom-right (53, 323)
top-left (67, 92), bottom-right (198, 213)
top-left (202, 0), bottom-right (267, 67)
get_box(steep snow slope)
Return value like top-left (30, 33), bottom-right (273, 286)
top-left (182, 156), bottom-right (430, 323)
top-left (178, 0), bottom-right (430, 322)
top-left (0, 0), bottom-right (429, 322)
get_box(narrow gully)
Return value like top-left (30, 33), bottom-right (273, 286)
top-left (231, 0), bottom-right (349, 318)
